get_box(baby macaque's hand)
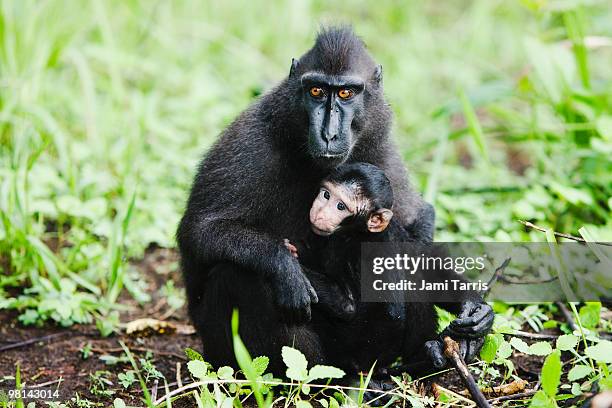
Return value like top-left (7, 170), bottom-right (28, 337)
top-left (283, 239), bottom-right (299, 258)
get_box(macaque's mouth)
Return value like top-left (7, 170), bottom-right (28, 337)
top-left (311, 225), bottom-right (333, 236)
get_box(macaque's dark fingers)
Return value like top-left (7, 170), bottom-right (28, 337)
top-left (425, 340), bottom-right (447, 369)
top-left (459, 338), bottom-right (469, 360)
top-left (465, 338), bottom-right (484, 362)
top-left (450, 311), bottom-right (494, 337)
top-left (460, 311), bottom-right (494, 334)
top-left (451, 304), bottom-right (491, 327)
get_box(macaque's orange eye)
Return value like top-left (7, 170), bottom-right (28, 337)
top-left (338, 89), bottom-right (354, 99)
top-left (309, 87), bottom-right (324, 98)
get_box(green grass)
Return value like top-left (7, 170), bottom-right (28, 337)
top-left (0, 0), bottom-right (611, 405)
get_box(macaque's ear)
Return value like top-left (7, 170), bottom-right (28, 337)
top-left (373, 64), bottom-right (383, 84)
top-left (367, 208), bottom-right (393, 233)
top-left (290, 58), bottom-right (299, 77)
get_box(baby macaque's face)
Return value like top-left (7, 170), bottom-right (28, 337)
top-left (309, 181), bottom-right (393, 236)
top-left (309, 181), bottom-right (357, 236)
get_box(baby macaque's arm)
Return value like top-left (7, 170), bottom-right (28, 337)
top-left (283, 239), bottom-right (299, 258)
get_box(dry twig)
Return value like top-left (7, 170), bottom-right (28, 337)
top-left (443, 336), bottom-right (491, 408)
top-left (519, 220), bottom-right (612, 246)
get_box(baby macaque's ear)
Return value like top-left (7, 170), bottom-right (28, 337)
top-left (367, 209), bottom-right (393, 233)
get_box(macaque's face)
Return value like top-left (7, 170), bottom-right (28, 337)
top-left (309, 181), bottom-right (356, 236)
top-left (309, 181), bottom-right (393, 236)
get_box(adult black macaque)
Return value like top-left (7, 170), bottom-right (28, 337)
top-left (177, 27), bottom-right (493, 376)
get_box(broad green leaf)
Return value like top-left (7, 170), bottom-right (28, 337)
top-left (510, 337), bottom-right (530, 354)
top-left (318, 399), bottom-right (329, 408)
top-left (528, 390), bottom-right (556, 408)
top-left (556, 335), bottom-right (579, 351)
top-left (307, 365), bottom-right (345, 382)
top-left (184, 347), bottom-right (204, 362)
top-left (585, 340), bottom-right (612, 363)
top-left (541, 350), bottom-right (561, 398)
top-left (296, 400), bottom-right (312, 408)
top-left (497, 340), bottom-right (513, 359)
top-left (528, 342), bottom-right (553, 356)
top-left (282, 346), bottom-right (308, 381)
top-left (252, 356), bottom-right (269, 376)
top-left (329, 397), bottom-right (340, 408)
top-left (217, 366), bottom-right (234, 380)
top-left (578, 303), bottom-right (601, 329)
top-left (570, 383), bottom-right (581, 396)
top-left (113, 399), bottom-right (127, 408)
top-left (187, 360), bottom-right (210, 380)
top-left (480, 334), bottom-right (502, 363)
top-left (567, 365), bottom-right (593, 382)
top-left (220, 397), bottom-right (234, 408)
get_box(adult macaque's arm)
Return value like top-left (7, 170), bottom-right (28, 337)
top-left (377, 143), bottom-right (435, 242)
top-left (177, 216), bottom-right (318, 321)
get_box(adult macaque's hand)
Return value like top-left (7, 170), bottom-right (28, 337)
top-left (270, 245), bottom-right (318, 322)
top-left (425, 301), bottom-right (493, 369)
top-left (448, 301), bottom-right (494, 339)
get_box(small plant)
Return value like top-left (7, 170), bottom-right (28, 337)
top-left (117, 370), bottom-right (137, 389)
top-left (88, 370), bottom-right (114, 398)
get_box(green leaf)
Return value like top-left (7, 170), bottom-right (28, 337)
top-left (187, 360), bottom-right (210, 380)
top-left (217, 366), bottom-right (234, 380)
top-left (510, 337), bottom-right (530, 354)
top-left (556, 335), bottom-right (579, 351)
top-left (329, 397), bottom-right (340, 408)
top-left (497, 340), bottom-right (513, 359)
top-left (318, 399), bottom-right (329, 408)
top-left (596, 115), bottom-right (612, 140)
top-left (459, 88), bottom-right (489, 162)
top-left (585, 340), bottom-right (612, 363)
top-left (307, 365), bottom-right (345, 382)
top-left (528, 390), bottom-right (556, 408)
top-left (282, 346), bottom-right (309, 381)
top-left (480, 334), bottom-right (502, 363)
top-left (567, 365), bottom-right (593, 382)
top-left (113, 399), bottom-right (127, 408)
top-left (184, 347), bottom-right (204, 362)
top-left (541, 350), bottom-right (561, 398)
top-left (578, 303), bottom-right (601, 329)
top-left (296, 400), bottom-right (312, 408)
top-left (252, 356), bottom-right (269, 376)
top-left (528, 341), bottom-right (553, 356)
top-left (231, 310), bottom-right (265, 407)
top-left (570, 383), bottom-right (582, 396)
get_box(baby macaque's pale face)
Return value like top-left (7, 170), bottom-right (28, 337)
top-left (309, 180), bottom-right (394, 236)
top-left (309, 181), bottom-right (358, 236)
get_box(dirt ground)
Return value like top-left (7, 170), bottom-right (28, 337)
top-left (0, 248), bottom-right (569, 407)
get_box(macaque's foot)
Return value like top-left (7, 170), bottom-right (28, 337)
top-left (283, 238), bottom-right (299, 258)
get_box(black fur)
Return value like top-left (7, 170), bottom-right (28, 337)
top-left (177, 27), bottom-right (464, 375)
top-left (300, 163), bottom-right (493, 377)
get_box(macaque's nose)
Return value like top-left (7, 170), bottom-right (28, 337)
top-left (322, 106), bottom-right (339, 142)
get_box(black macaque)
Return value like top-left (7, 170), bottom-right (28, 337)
top-left (283, 162), bottom-right (396, 320)
top-left (176, 26), bottom-right (493, 378)
top-left (285, 163), bottom-right (494, 377)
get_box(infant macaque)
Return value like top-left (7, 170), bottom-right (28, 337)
top-left (284, 162), bottom-right (394, 319)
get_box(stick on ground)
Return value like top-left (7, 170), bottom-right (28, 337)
top-left (443, 336), bottom-right (491, 408)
